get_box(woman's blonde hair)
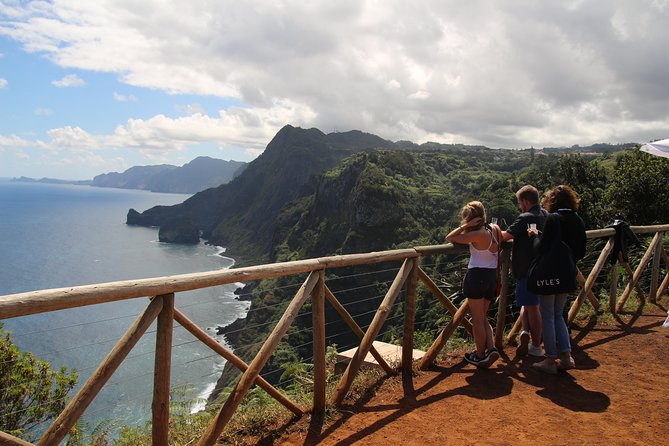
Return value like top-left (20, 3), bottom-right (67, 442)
top-left (459, 201), bottom-right (487, 232)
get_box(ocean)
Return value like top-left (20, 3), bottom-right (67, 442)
top-left (0, 180), bottom-right (249, 435)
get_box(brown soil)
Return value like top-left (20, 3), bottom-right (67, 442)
top-left (274, 300), bottom-right (669, 446)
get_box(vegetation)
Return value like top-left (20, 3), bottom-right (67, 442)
top-left (0, 323), bottom-right (78, 441)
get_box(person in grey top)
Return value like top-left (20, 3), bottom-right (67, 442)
top-left (502, 185), bottom-right (548, 357)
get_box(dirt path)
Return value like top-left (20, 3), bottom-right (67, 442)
top-left (276, 300), bottom-right (669, 445)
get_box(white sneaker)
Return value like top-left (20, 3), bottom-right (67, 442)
top-left (528, 344), bottom-right (545, 357)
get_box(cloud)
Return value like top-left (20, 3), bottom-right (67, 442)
top-left (0, 99), bottom-right (314, 158)
top-left (0, 78), bottom-right (6, 89)
top-left (1, 0), bottom-right (668, 150)
top-left (113, 92), bottom-right (138, 102)
top-left (34, 108), bottom-right (53, 116)
top-left (52, 74), bottom-right (86, 88)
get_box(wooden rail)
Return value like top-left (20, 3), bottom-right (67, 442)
top-left (1, 224), bottom-right (667, 445)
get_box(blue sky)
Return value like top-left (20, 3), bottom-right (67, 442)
top-left (1, 1), bottom-right (668, 180)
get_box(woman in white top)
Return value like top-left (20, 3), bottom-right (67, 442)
top-left (446, 201), bottom-right (502, 368)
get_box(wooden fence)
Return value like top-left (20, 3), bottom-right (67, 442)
top-left (0, 224), bottom-right (667, 446)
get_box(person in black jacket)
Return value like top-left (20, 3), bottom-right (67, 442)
top-left (528, 185), bottom-right (586, 374)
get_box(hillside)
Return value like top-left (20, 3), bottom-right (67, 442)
top-left (126, 125), bottom-right (397, 256)
top-left (92, 156), bottom-right (246, 193)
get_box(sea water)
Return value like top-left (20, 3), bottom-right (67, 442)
top-left (0, 180), bottom-right (249, 434)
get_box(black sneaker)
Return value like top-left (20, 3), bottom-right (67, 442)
top-left (477, 347), bottom-right (500, 369)
top-left (464, 352), bottom-right (484, 366)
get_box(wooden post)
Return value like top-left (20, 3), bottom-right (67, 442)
top-left (657, 249), bottom-right (669, 300)
top-left (505, 315), bottom-right (523, 345)
top-left (38, 297), bottom-right (164, 446)
top-left (332, 258), bottom-right (414, 406)
top-left (418, 299), bottom-right (470, 369)
top-left (576, 268), bottom-right (601, 309)
top-left (417, 267), bottom-right (473, 335)
top-left (494, 247), bottom-right (511, 349)
top-left (402, 259), bottom-right (418, 377)
top-left (196, 271), bottom-right (320, 446)
top-left (173, 309), bottom-right (302, 416)
top-left (620, 256), bottom-right (646, 302)
top-left (323, 286), bottom-right (394, 374)
top-left (610, 260), bottom-right (619, 315)
top-left (312, 270), bottom-right (326, 416)
top-left (568, 237), bottom-right (614, 323)
top-left (649, 232), bottom-right (664, 303)
top-left (617, 233), bottom-right (663, 313)
top-left (152, 293), bottom-right (174, 446)
top-left (0, 431), bottom-right (34, 446)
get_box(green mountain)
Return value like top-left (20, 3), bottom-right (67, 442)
top-left (126, 125), bottom-right (397, 258)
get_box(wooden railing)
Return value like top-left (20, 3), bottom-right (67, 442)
top-left (0, 224), bottom-right (667, 446)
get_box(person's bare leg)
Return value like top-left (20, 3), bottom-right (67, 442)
top-left (468, 298), bottom-right (488, 357)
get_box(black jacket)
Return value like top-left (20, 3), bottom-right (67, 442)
top-left (533, 209), bottom-right (587, 262)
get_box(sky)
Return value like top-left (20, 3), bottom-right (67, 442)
top-left (1, 1), bottom-right (668, 180)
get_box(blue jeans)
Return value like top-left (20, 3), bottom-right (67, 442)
top-left (539, 293), bottom-right (571, 358)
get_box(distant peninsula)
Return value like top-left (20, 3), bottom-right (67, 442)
top-left (12, 156), bottom-right (247, 194)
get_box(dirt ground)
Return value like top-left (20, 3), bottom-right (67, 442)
top-left (274, 299), bottom-right (669, 446)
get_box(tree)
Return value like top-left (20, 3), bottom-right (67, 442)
top-left (0, 324), bottom-right (78, 440)
top-left (606, 149), bottom-right (669, 225)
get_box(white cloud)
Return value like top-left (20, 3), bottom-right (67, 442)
top-left (113, 92), bottom-right (138, 102)
top-left (0, 99), bottom-right (314, 160)
top-left (1, 0), bottom-right (668, 152)
top-left (0, 78), bottom-right (6, 89)
top-left (0, 134), bottom-right (33, 147)
top-left (52, 74), bottom-right (86, 88)
top-left (34, 108), bottom-right (53, 116)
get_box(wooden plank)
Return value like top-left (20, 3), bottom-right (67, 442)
top-left (0, 431), bottom-right (34, 446)
top-left (0, 250), bottom-right (416, 320)
top-left (312, 270), bottom-right (326, 415)
top-left (617, 232), bottom-right (663, 313)
top-left (494, 247), bottom-right (511, 348)
top-left (37, 297), bottom-right (164, 446)
top-left (196, 271), bottom-right (320, 446)
top-left (419, 300), bottom-right (470, 369)
top-left (569, 238), bottom-right (614, 323)
top-left (3, 226), bottom-right (666, 321)
top-left (152, 294), bottom-right (174, 446)
top-left (402, 260), bottom-right (418, 376)
top-left (332, 258), bottom-right (414, 406)
top-left (629, 224), bottom-right (669, 234)
top-left (173, 309), bottom-right (302, 416)
top-left (323, 286), bottom-right (394, 374)
top-left (417, 267), bottom-right (473, 335)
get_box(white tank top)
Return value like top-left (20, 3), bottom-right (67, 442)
top-left (468, 227), bottom-right (499, 269)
